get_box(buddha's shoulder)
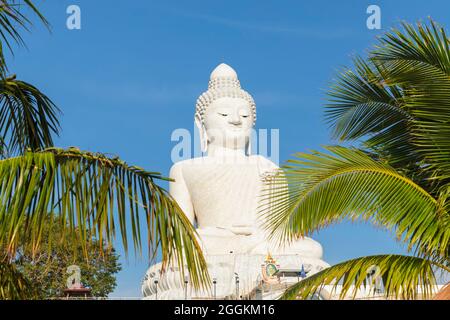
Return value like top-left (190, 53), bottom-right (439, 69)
top-left (249, 155), bottom-right (279, 170)
top-left (170, 155), bottom-right (279, 175)
top-left (169, 157), bottom-right (209, 174)
top-left (171, 157), bottom-right (210, 167)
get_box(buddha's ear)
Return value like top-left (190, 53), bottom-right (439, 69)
top-left (195, 116), bottom-right (208, 153)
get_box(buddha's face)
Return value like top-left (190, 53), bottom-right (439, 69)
top-left (204, 97), bottom-right (254, 150)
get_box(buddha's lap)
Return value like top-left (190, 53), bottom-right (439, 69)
top-left (195, 227), bottom-right (323, 258)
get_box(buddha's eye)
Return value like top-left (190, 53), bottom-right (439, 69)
top-left (218, 113), bottom-right (228, 117)
top-left (241, 115), bottom-right (249, 118)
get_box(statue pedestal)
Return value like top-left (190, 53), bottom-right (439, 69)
top-left (141, 253), bottom-right (329, 300)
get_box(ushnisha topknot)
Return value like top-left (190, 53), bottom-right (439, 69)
top-left (195, 63), bottom-right (256, 125)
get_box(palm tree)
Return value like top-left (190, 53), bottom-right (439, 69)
top-left (263, 19), bottom-right (450, 300)
top-left (0, 1), bottom-right (208, 299)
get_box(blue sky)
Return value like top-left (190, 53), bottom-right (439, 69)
top-left (7, 0), bottom-right (450, 297)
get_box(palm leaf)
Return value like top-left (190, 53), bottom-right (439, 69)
top-left (280, 255), bottom-right (438, 300)
top-left (327, 19), bottom-right (450, 179)
top-left (373, 19), bottom-right (450, 76)
top-left (274, 19), bottom-right (450, 302)
top-left (0, 147), bottom-right (209, 290)
top-left (0, 1), bottom-right (49, 75)
top-left (326, 57), bottom-right (408, 139)
top-left (326, 57), bottom-right (418, 166)
top-left (260, 146), bottom-right (450, 258)
top-left (371, 20), bottom-right (450, 180)
top-left (0, 75), bottom-right (60, 156)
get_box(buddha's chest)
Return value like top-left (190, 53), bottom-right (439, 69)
top-left (183, 164), bottom-right (264, 200)
top-left (182, 163), bottom-right (266, 220)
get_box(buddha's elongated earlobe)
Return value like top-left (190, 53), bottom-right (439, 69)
top-left (246, 127), bottom-right (257, 155)
top-left (245, 138), bottom-right (251, 155)
top-left (195, 116), bottom-right (208, 153)
top-left (201, 126), bottom-right (208, 153)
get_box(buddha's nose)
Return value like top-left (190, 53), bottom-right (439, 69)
top-left (229, 112), bottom-right (242, 125)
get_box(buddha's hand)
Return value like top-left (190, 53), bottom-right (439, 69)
top-left (230, 224), bottom-right (254, 236)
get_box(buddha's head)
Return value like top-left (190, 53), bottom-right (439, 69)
top-left (195, 63), bottom-right (256, 153)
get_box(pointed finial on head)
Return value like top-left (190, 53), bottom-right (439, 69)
top-left (210, 63), bottom-right (238, 80)
top-left (208, 63), bottom-right (240, 90)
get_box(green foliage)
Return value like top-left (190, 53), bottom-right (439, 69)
top-left (264, 19), bottom-right (450, 299)
top-left (12, 216), bottom-right (121, 298)
top-left (0, 76), bottom-right (60, 156)
top-left (0, 147), bottom-right (210, 296)
top-left (0, 1), bottom-right (209, 298)
top-left (281, 255), bottom-right (437, 300)
top-left (262, 146), bottom-right (450, 258)
top-left (0, 0), bottom-right (49, 76)
top-left (326, 19), bottom-right (450, 189)
top-left (0, 261), bottom-right (37, 299)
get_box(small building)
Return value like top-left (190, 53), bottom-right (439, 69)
top-left (63, 283), bottom-right (92, 299)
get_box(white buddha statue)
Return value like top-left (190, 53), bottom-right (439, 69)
top-left (142, 63), bottom-right (329, 300)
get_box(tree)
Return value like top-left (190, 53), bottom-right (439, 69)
top-left (263, 19), bottom-right (450, 300)
top-left (13, 215), bottom-right (121, 298)
top-left (0, 1), bottom-right (209, 299)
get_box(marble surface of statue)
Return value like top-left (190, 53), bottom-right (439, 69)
top-left (141, 63), bottom-right (329, 300)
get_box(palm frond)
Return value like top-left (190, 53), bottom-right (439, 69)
top-left (0, 76), bottom-right (60, 155)
top-left (326, 57), bottom-right (408, 139)
top-left (326, 57), bottom-right (418, 166)
top-left (280, 255), bottom-right (438, 300)
top-left (0, 1), bottom-right (49, 75)
top-left (370, 20), bottom-right (450, 180)
top-left (0, 147), bottom-right (209, 289)
top-left (327, 19), bottom-right (450, 177)
top-left (260, 146), bottom-right (450, 258)
top-left (373, 19), bottom-right (450, 76)
top-left (276, 19), bottom-right (450, 302)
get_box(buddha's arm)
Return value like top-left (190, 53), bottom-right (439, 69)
top-left (169, 163), bottom-right (195, 225)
